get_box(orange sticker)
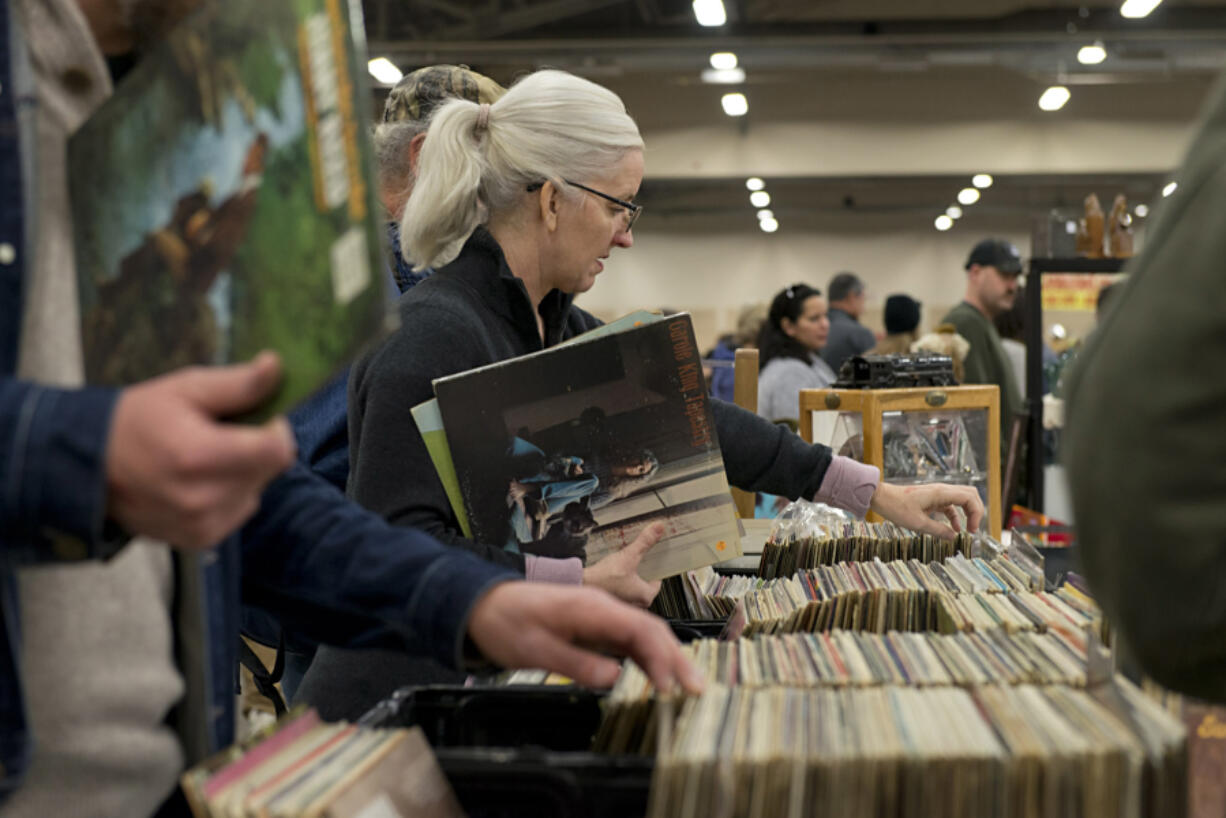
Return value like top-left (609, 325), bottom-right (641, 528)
top-left (716, 541), bottom-right (727, 551)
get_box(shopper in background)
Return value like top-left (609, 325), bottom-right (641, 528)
top-left (821, 271), bottom-right (877, 372)
top-left (276, 65), bottom-right (507, 699)
top-left (705, 302), bottom-right (767, 403)
top-left (2, 4), bottom-right (702, 815)
top-left (912, 324), bottom-right (971, 383)
top-left (992, 286), bottom-right (1059, 399)
top-left (871, 294), bottom-right (922, 356)
top-left (756, 283), bottom-right (836, 424)
top-left (1064, 74), bottom-right (1226, 701)
top-left (941, 238), bottom-right (1025, 455)
top-left (992, 289), bottom-right (1028, 400)
top-left (291, 65), bottom-right (506, 495)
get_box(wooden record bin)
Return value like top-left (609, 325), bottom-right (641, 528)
top-left (798, 385), bottom-right (1002, 539)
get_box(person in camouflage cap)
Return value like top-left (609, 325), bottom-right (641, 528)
top-left (381, 63), bottom-right (505, 125)
top-left (373, 65), bottom-right (506, 291)
top-left (375, 65), bottom-right (505, 219)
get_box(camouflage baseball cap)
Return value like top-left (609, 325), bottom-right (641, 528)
top-left (382, 64), bottom-right (506, 124)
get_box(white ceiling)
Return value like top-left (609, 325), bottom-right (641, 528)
top-left (362, 0), bottom-right (1226, 227)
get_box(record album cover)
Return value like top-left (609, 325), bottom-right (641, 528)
top-left (433, 313), bottom-right (741, 580)
top-left (70, 0), bottom-right (389, 417)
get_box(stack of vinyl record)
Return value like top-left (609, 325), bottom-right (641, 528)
top-left (597, 629), bottom-right (1093, 755)
top-left (758, 521), bottom-right (975, 579)
top-left (642, 681), bottom-right (1184, 818)
top-left (651, 553), bottom-right (1097, 644)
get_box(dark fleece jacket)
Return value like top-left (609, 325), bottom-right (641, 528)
top-left (348, 227), bottom-right (833, 572)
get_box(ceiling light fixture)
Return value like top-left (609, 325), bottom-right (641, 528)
top-left (692, 0), bottom-right (727, 27)
top-left (1134, 203), bottom-right (1150, 217)
top-left (972, 174), bottom-right (993, 189)
top-left (946, 206), bottom-right (963, 219)
top-left (957, 188), bottom-right (980, 205)
top-left (1038, 85), bottom-right (1071, 111)
top-left (759, 217), bottom-right (779, 233)
top-left (709, 52), bottom-right (738, 70)
top-left (935, 215), bottom-right (954, 231)
top-left (745, 177), bottom-right (765, 191)
top-left (700, 68), bottom-right (746, 85)
top-left (1162, 181), bottom-right (1177, 197)
top-left (756, 209), bottom-right (774, 220)
top-left (1077, 42), bottom-right (1107, 64)
top-left (367, 57), bottom-right (403, 85)
top-left (750, 190), bottom-right (771, 208)
top-left (721, 92), bottom-right (748, 116)
top-left (1120, 0), bottom-right (1163, 18)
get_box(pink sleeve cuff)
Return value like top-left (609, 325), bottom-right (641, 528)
top-left (524, 554), bottom-right (584, 585)
top-left (813, 456), bottom-right (881, 518)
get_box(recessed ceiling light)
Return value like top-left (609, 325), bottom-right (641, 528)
top-left (1120, 0), bottom-right (1163, 19)
top-left (692, 0), bottom-right (727, 27)
top-left (946, 206), bottom-right (963, 219)
top-left (756, 209), bottom-right (774, 220)
top-left (1038, 85), bottom-right (1071, 111)
top-left (367, 57), bottom-right (403, 85)
top-left (750, 190), bottom-right (771, 208)
top-left (701, 68), bottom-right (746, 85)
top-left (721, 92), bottom-right (748, 116)
top-left (745, 177), bottom-right (765, 191)
top-left (709, 52), bottom-right (738, 70)
top-left (935, 215), bottom-right (954, 231)
top-left (1134, 203), bottom-right (1150, 217)
top-left (957, 188), bottom-right (980, 205)
top-left (1077, 43), bottom-right (1107, 65)
top-left (972, 174), bottom-right (993, 189)
top-left (759, 218), bottom-right (779, 233)
top-left (1162, 181), bottom-right (1177, 197)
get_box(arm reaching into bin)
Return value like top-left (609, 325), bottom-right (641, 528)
top-left (468, 580), bottom-right (703, 695)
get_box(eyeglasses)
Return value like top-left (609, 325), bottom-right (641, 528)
top-left (527, 179), bottom-right (642, 231)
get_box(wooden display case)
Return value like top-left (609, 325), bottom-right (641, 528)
top-left (798, 385), bottom-right (1001, 539)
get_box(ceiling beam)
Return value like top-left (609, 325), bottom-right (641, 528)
top-left (370, 29), bottom-right (1226, 77)
top-left (369, 4), bottom-right (1226, 41)
top-left (429, 0), bottom-right (630, 39)
top-left (410, 0), bottom-right (477, 21)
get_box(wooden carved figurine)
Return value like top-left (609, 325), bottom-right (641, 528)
top-left (1108, 193), bottom-right (1134, 258)
top-left (1075, 193), bottom-right (1105, 258)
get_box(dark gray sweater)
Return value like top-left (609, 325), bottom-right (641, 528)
top-left (348, 228), bottom-right (834, 572)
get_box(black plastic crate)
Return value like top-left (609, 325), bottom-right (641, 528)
top-left (667, 618), bottom-right (727, 642)
top-left (358, 685), bottom-right (603, 751)
top-left (360, 686), bottom-right (653, 818)
top-left (433, 747), bottom-right (652, 818)
top-left (1036, 543), bottom-right (1078, 587)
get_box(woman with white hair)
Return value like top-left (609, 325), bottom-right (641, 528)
top-left (347, 69), bottom-right (986, 602)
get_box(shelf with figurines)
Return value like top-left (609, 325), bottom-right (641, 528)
top-left (1024, 190), bottom-right (1138, 513)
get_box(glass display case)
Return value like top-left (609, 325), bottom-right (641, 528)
top-left (798, 385), bottom-right (1001, 538)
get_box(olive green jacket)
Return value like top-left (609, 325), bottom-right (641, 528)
top-left (1064, 72), bottom-right (1226, 701)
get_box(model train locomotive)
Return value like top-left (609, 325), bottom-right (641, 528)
top-left (833, 354), bottom-right (957, 389)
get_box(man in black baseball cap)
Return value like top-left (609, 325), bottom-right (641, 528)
top-left (940, 237), bottom-right (1025, 463)
top-left (966, 237), bottom-right (1023, 275)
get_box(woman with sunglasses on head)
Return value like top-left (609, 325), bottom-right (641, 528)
top-left (347, 70), bottom-right (985, 605)
top-left (756, 284), bottom-right (837, 425)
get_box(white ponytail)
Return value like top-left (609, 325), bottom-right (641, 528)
top-left (400, 70), bottom-right (644, 270)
